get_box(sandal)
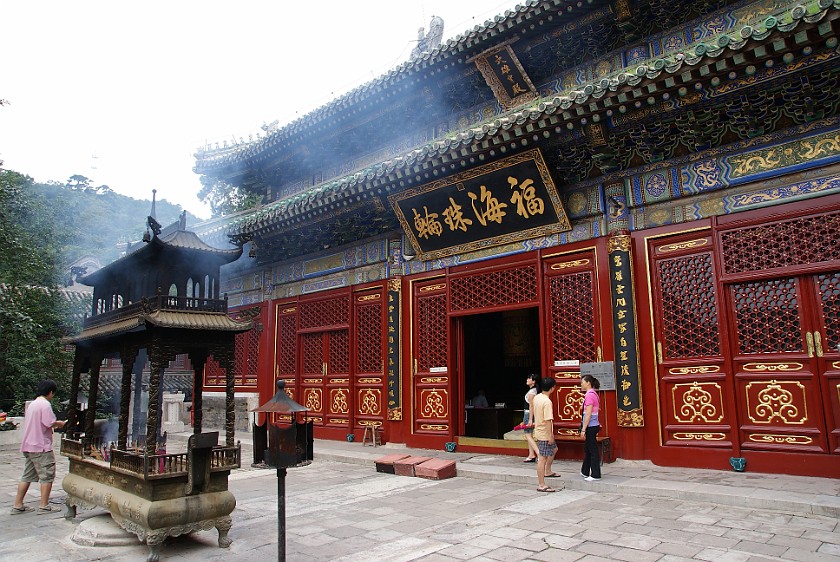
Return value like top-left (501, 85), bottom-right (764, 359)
top-left (546, 472), bottom-right (561, 477)
top-left (536, 486), bottom-right (556, 493)
top-left (37, 504), bottom-right (59, 514)
top-left (10, 505), bottom-right (34, 514)
top-left (523, 457), bottom-right (536, 463)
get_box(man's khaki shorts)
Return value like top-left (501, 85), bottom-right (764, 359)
top-left (21, 451), bottom-right (56, 483)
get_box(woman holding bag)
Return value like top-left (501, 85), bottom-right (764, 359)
top-left (521, 374), bottom-right (540, 462)
top-left (579, 374), bottom-right (601, 481)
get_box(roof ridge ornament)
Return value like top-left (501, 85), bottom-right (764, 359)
top-left (410, 15), bottom-right (444, 60)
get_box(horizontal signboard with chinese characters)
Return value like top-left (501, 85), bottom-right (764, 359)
top-left (389, 149), bottom-right (571, 261)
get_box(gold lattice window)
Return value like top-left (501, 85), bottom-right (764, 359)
top-left (450, 265), bottom-right (538, 311)
top-left (657, 252), bottom-right (720, 359)
top-left (731, 278), bottom-right (802, 355)
top-left (355, 303), bottom-right (382, 374)
top-left (548, 271), bottom-right (596, 363)
top-left (720, 211), bottom-right (840, 275)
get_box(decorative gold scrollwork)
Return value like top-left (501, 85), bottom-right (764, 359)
top-left (331, 389), bottom-right (349, 414)
top-left (304, 389), bottom-right (322, 412)
top-left (420, 377), bottom-right (448, 384)
top-left (673, 382), bottom-right (723, 423)
top-left (420, 424), bottom-right (448, 431)
top-left (550, 259), bottom-right (590, 270)
top-left (672, 432), bottom-right (726, 440)
top-left (421, 390), bottom-right (447, 418)
top-left (748, 433), bottom-right (813, 445)
top-left (358, 389), bottom-right (380, 416)
top-left (357, 294), bottom-right (381, 302)
top-left (561, 389), bottom-right (585, 420)
top-left (669, 365), bottom-right (720, 375)
top-left (658, 238), bottom-right (709, 253)
top-left (746, 380), bottom-right (807, 424)
top-left (742, 362), bottom-right (803, 372)
top-left (607, 235), bottom-right (631, 253)
top-left (617, 409), bottom-right (644, 427)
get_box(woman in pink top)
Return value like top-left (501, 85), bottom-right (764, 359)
top-left (579, 374), bottom-right (601, 480)
top-left (11, 379), bottom-right (66, 514)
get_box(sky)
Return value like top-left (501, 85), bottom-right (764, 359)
top-left (1, 1), bottom-right (520, 219)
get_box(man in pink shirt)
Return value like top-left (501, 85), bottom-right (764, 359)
top-left (11, 379), bottom-right (66, 514)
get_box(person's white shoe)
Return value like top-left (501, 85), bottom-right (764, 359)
top-left (584, 476), bottom-right (601, 482)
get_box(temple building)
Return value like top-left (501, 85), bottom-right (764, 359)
top-left (192, 0), bottom-right (840, 478)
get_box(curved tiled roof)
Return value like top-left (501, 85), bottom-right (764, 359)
top-left (196, 0), bottom-right (840, 240)
top-left (194, 0), bottom-right (596, 171)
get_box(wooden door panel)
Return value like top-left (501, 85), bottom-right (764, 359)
top-left (814, 271), bottom-right (840, 453)
top-left (354, 293), bottom-right (385, 431)
top-left (649, 234), bottom-right (735, 447)
top-left (412, 281), bottom-right (450, 435)
top-left (300, 332), bottom-right (324, 425)
top-left (729, 276), bottom-right (828, 453)
top-left (325, 330), bottom-right (350, 428)
top-left (543, 250), bottom-right (601, 434)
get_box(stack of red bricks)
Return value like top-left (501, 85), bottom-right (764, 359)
top-left (374, 453), bottom-right (457, 480)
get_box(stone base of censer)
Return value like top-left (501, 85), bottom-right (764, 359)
top-left (62, 449), bottom-right (237, 562)
top-left (71, 513), bottom-right (143, 547)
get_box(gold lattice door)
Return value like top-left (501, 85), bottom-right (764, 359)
top-left (649, 231), bottom-right (735, 449)
top-left (543, 250), bottom-right (604, 436)
top-left (727, 274), bottom-right (836, 453)
top-left (412, 279), bottom-right (450, 436)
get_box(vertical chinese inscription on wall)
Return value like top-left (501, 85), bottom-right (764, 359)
top-left (608, 235), bottom-right (643, 427)
top-left (471, 42), bottom-right (538, 110)
top-left (389, 148), bottom-right (570, 261)
top-left (386, 278), bottom-right (402, 420)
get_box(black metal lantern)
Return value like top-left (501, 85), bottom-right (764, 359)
top-left (252, 380), bottom-right (312, 562)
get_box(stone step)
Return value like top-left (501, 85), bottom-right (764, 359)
top-left (373, 453), bottom-right (411, 474)
top-left (393, 455), bottom-right (433, 477)
top-left (415, 458), bottom-right (457, 480)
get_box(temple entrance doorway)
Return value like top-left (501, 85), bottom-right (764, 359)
top-left (460, 307), bottom-right (541, 440)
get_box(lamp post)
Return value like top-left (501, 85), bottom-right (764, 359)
top-left (252, 380), bottom-right (312, 562)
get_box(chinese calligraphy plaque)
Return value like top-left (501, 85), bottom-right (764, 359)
top-left (471, 42), bottom-right (538, 110)
top-left (389, 149), bottom-right (571, 261)
top-left (386, 282), bottom-right (402, 420)
top-left (607, 235), bottom-right (644, 427)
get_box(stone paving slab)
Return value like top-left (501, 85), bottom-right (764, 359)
top-left (2, 434), bottom-right (839, 561)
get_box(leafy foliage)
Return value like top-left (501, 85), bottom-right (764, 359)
top-left (0, 170), bottom-right (72, 413)
top-left (0, 169), bottom-right (198, 414)
top-left (198, 175), bottom-right (261, 217)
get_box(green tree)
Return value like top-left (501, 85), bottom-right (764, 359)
top-left (0, 169), bottom-right (72, 414)
top-left (198, 175), bottom-right (261, 217)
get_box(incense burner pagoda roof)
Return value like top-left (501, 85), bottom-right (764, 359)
top-left (80, 229), bottom-right (242, 287)
top-left (65, 307), bottom-right (251, 344)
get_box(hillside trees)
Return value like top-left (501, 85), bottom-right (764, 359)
top-left (0, 170), bottom-right (73, 412)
